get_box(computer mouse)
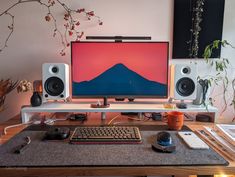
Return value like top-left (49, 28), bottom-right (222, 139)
top-left (156, 131), bottom-right (172, 146)
top-left (152, 131), bottom-right (175, 153)
top-left (44, 127), bottom-right (70, 140)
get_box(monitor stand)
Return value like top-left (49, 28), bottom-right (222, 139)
top-left (90, 97), bottom-right (110, 108)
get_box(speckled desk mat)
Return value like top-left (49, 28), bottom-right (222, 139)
top-left (0, 129), bottom-right (228, 167)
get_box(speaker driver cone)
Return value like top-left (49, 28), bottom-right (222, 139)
top-left (176, 77), bottom-right (195, 97)
top-left (44, 77), bottom-right (64, 96)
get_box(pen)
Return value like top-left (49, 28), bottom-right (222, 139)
top-left (14, 136), bottom-right (31, 154)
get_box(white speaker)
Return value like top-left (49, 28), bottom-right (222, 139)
top-left (170, 64), bottom-right (197, 100)
top-left (42, 63), bottom-right (70, 101)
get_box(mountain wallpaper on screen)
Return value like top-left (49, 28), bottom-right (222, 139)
top-left (72, 63), bottom-right (167, 96)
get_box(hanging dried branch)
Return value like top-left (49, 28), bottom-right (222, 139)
top-left (0, 0), bottom-right (103, 56)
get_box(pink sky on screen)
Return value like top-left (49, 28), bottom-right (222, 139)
top-left (72, 42), bottom-right (168, 84)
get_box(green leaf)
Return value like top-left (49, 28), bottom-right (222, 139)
top-left (225, 76), bottom-right (229, 85)
top-left (208, 80), bottom-right (212, 87)
top-left (225, 58), bottom-right (229, 64)
top-left (221, 40), bottom-right (226, 47)
top-left (203, 45), bottom-right (212, 60)
top-left (213, 40), bottom-right (220, 49)
top-left (215, 61), bottom-right (218, 71)
top-left (223, 40), bottom-right (229, 46)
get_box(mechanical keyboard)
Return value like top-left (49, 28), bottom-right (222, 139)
top-left (70, 126), bottom-right (142, 144)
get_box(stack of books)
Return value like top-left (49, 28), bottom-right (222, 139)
top-left (196, 124), bottom-right (235, 161)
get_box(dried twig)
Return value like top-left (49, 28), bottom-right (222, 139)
top-left (0, 79), bottom-right (19, 111)
top-left (0, 0), bottom-right (102, 56)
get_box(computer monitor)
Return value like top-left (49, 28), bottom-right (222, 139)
top-left (71, 41), bottom-right (169, 98)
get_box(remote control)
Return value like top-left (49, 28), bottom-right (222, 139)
top-left (178, 131), bottom-right (209, 149)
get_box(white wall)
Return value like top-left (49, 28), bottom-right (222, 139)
top-left (220, 0), bottom-right (235, 121)
top-left (0, 0), bottom-right (234, 122)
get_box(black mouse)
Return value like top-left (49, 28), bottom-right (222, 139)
top-left (44, 127), bottom-right (70, 140)
top-left (156, 131), bottom-right (172, 146)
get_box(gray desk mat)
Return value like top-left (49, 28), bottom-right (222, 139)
top-left (0, 130), bottom-right (228, 167)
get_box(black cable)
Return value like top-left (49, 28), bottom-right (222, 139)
top-left (69, 113), bottom-right (88, 122)
top-left (199, 79), bottom-right (209, 103)
top-left (143, 113), bottom-right (162, 121)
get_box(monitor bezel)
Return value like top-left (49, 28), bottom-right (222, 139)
top-left (71, 41), bottom-right (169, 99)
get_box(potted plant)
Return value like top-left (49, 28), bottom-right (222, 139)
top-left (202, 40), bottom-right (235, 119)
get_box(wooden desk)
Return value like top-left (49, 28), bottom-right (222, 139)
top-left (0, 113), bottom-right (234, 177)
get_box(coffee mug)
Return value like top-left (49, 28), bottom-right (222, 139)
top-left (163, 111), bottom-right (184, 130)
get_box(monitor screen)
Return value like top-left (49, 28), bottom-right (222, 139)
top-left (71, 41), bottom-right (169, 98)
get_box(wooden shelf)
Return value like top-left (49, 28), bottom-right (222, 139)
top-left (21, 102), bottom-right (218, 123)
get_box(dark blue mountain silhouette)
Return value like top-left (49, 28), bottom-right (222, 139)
top-left (73, 63), bottom-right (167, 96)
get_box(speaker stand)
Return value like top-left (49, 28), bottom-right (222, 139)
top-left (176, 100), bottom-right (187, 109)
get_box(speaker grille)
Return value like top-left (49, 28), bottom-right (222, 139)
top-left (176, 77), bottom-right (195, 96)
top-left (44, 77), bottom-right (64, 96)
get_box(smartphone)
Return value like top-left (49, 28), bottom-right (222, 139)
top-left (178, 131), bottom-right (209, 149)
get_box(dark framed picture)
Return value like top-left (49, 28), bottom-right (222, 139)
top-left (173, 0), bottom-right (225, 59)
